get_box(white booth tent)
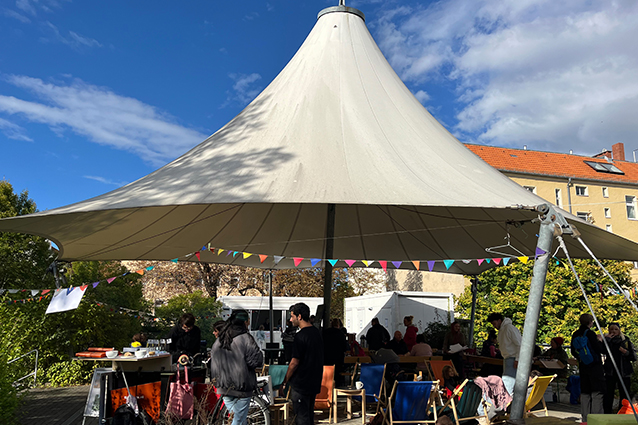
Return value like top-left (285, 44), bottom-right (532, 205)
top-left (1, 6), bottom-right (637, 272)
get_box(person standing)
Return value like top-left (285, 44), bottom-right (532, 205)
top-left (282, 303), bottom-right (324, 425)
top-left (487, 312), bottom-right (521, 396)
top-left (281, 320), bottom-right (297, 363)
top-left (210, 310), bottom-right (264, 425)
top-left (323, 318), bottom-right (349, 386)
top-left (571, 313), bottom-right (606, 422)
top-left (443, 321), bottom-right (467, 379)
top-left (403, 316), bottom-right (418, 351)
top-left (167, 312), bottom-right (202, 362)
top-left (603, 322), bottom-right (636, 413)
top-left (366, 317), bottom-right (391, 351)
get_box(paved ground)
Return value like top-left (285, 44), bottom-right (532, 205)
top-left (17, 385), bottom-right (584, 425)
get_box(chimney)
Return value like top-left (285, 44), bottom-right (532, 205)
top-left (593, 149), bottom-right (612, 159)
top-left (612, 142), bottom-right (625, 161)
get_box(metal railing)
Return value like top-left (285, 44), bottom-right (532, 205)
top-left (8, 349), bottom-right (38, 388)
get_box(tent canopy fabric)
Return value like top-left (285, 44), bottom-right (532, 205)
top-left (2, 6), bottom-right (638, 273)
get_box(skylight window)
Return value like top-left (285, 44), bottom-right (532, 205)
top-left (584, 161), bottom-right (624, 175)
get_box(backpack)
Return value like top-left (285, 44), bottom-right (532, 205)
top-left (572, 332), bottom-right (594, 365)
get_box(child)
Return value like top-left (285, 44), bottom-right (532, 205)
top-left (442, 365), bottom-right (460, 400)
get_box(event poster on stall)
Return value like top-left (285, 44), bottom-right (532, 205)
top-left (45, 286), bottom-right (87, 314)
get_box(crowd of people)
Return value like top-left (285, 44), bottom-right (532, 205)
top-left (164, 307), bottom-right (635, 425)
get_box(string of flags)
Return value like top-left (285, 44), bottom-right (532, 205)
top-left (3, 292), bottom-right (52, 304)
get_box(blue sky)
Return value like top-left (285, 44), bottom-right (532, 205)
top-left (2, 0), bottom-right (638, 212)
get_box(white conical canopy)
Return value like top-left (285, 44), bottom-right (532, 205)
top-left (1, 6), bottom-right (637, 272)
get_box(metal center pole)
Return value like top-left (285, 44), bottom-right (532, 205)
top-left (323, 204), bottom-right (336, 329)
top-left (269, 270), bottom-right (274, 343)
top-left (510, 204), bottom-right (556, 419)
top-left (468, 278), bottom-right (478, 348)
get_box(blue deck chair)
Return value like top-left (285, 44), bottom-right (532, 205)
top-left (383, 380), bottom-right (439, 425)
top-left (353, 363), bottom-right (387, 413)
top-left (436, 379), bottom-right (486, 425)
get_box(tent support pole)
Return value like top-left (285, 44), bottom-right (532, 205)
top-left (323, 203), bottom-right (336, 329)
top-left (269, 270), bottom-right (274, 344)
top-left (510, 203), bottom-right (556, 419)
top-left (468, 278), bottom-right (478, 348)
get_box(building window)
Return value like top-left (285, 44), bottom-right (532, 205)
top-left (602, 187), bottom-right (609, 198)
top-left (577, 212), bottom-right (590, 221)
top-left (555, 189), bottom-right (562, 207)
top-left (606, 224), bottom-right (613, 232)
top-left (627, 196), bottom-right (637, 219)
top-left (575, 186), bottom-right (588, 196)
top-left (524, 186), bottom-right (536, 194)
top-left (604, 208), bottom-right (611, 218)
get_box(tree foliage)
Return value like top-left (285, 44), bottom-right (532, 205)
top-left (154, 290), bottom-right (222, 344)
top-left (457, 259), bottom-right (638, 348)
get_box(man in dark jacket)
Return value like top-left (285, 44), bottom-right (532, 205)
top-left (366, 317), bottom-right (391, 351)
top-left (386, 331), bottom-right (409, 355)
top-left (323, 318), bottom-right (349, 386)
top-left (571, 313), bottom-right (606, 423)
top-left (283, 303), bottom-right (323, 425)
top-left (168, 312), bottom-right (202, 362)
top-left (210, 310), bottom-right (264, 425)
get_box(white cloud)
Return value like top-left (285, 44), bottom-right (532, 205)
top-left (3, 8), bottom-right (31, 23)
top-left (41, 21), bottom-right (103, 50)
top-left (0, 117), bottom-right (32, 141)
top-left (223, 73), bottom-right (262, 107)
top-left (16, 0), bottom-right (36, 16)
top-left (414, 90), bottom-right (430, 104)
top-left (0, 75), bottom-right (209, 165)
top-left (84, 175), bottom-right (128, 187)
top-left (374, 0), bottom-right (638, 155)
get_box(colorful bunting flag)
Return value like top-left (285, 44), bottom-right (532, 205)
top-left (518, 256), bottom-right (529, 264)
top-left (486, 258), bottom-right (491, 264)
top-left (310, 258), bottom-right (322, 267)
top-left (146, 266), bottom-right (154, 271)
top-left (379, 261), bottom-right (387, 272)
top-left (392, 261), bottom-right (402, 269)
top-left (328, 259), bottom-right (338, 267)
top-left (195, 252), bottom-right (201, 261)
top-left (462, 259), bottom-right (472, 264)
top-left (217, 249), bottom-right (224, 255)
top-left (412, 261), bottom-right (420, 270)
top-left (293, 257), bottom-right (304, 267)
top-left (502, 257), bottom-right (510, 266)
top-left (107, 277), bottom-right (117, 283)
top-left (243, 252), bottom-right (252, 259)
top-left (136, 269), bottom-right (145, 275)
top-left (92, 282), bottom-right (100, 288)
top-left (427, 261), bottom-right (435, 272)
top-left (273, 256), bottom-right (284, 265)
top-left (171, 258), bottom-right (178, 263)
top-left (444, 260), bottom-right (454, 270)
top-left (345, 260), bottom-right (356, 267)
top-left (535, 247), bottom-right (547, 258)
top-left (259, 254), bottom-right (268, 263)
top-left (477, 259), bottom-right (484, 266)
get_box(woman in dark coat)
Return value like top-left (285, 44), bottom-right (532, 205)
top-left (603, 322), bottom-right (636, 413)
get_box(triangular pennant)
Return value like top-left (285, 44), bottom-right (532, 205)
top-left (362, 260), bottom-right (370, 267)
top-left (232, 251), bottom-right (239, 257)
top-left (535, 247), bottom-right (547, 258)
top-left (293, 257), bottom-right (304, 267)
top-left (392, 261), bottom-right (402, 269)
top-left (379, 260), bottom-right (387, 272)
top-left (31, 290), bottom-right (39, 296)
top-left (171, 258), bottom-right (178, 263)
top-left (146, 266), bottom-right (154, 271)
top-left (493, 258), bottom-right (501, 265)
top-left (427, 261), bottom-right (435, 272)
top-left (462, 259), bottom-right (472, 264)
top-left (218, 249), bottom-right (224, 255)
top-left (92, 281), bottom-right (100, 288)
top-left (273, 256), bottom-right (284, 265)
top-left (477, 259), bottom-right (484, 266)
top-left (310, 258), bottom-right (322, 267)
top-left (366, 260), bottom-right (375, 267)
top-left (243, 252), bottom-right (253, 259)
top-left (8, 289), bottom-right (18, 294)
top-left (201, 245), bottom-right (207, 251)
top-left (485, 258), bottom-right (492, 264)
top-left (345, 260), bottom-right (356, 267)
top-left (80, 285), bottom-right (88, 291)
top-left (518, 256), bottom-right (529, 264)
top-left (444, 260), bottom-right (454, 270)
top-left (67, 287), bottom-right (74, 295)
top-left (412, 261), bottom-right (420, 270)
top-left (136, 269), bottom-right (145, 275)
top-left (328, 259), bottom-right (338, 267)
top-left (42, 289), bottom-right (50, 295)
top-left (107, 277), bottom-right (117, 283)
top-left (259, 254), bottom-right (268, 263)
top-left (502, 257), bottom-right (511, 266)
top-left (195, 252), bottom-right (201, 261)
top-left (226, 251), bottom-right (232, 257)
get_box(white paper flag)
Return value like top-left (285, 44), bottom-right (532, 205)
top-left (46, 287), bottom-right (87, 314)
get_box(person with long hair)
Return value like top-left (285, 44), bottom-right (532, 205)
top-left (210, 310), bottom-right (264, 425)
top-left (604, 322), bottom-right (636, 413)
top-left (443, 321), bottom-right (467, 379)
top-left (403, 316), bottom-right (418, 351)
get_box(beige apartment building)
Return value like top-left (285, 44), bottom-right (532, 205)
top-left (465, 142), bottom-right (638, 248)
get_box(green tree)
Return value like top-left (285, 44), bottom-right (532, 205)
top-left (457, 259), bottom-right (638, 348)
top-left (154, 291), bottom-right (222, 346)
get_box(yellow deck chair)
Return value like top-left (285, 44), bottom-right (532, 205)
top-left (524, 374), bottom-right (556, 417)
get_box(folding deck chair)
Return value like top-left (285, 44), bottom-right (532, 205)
top-left (268, 365), bottom-right (290, 425)
top-left (524, 375), bottom-right (556, 417)
top-left (356, 363), bottom-right (387, 413)
top-left (382, 380), bottom-right (439, 425)
top-left (436, 379), bottom-right (487, 425)
top-left (315, 365), bottom-right (336, 423)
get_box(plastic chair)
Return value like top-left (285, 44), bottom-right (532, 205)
top-left (524, 375), bottom-right (556, 417)
top-left (436, 379), bottom-right (486, 425)
top-left (315, 365), bottom-right (336, 423)
top-left (383, 380), bottom-right (439, 425)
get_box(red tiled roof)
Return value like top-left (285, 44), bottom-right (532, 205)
top-left (464, 144), bottom-right (638, 185)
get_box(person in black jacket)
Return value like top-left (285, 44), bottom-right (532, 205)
top-left (323, 318), bottom-right (349, 386)
top-left (571, 313), bottom-right (606, 423)
top-left (366, 317), bottom-right (390, 351)
top-left (603, 322), bottom-right (636, 413)
top-left (386, 331), bottom-right (409, 355)
top-left (210, 310), bottom-right (264, 425)
top-left (167, 313), bottom-right (202, 362)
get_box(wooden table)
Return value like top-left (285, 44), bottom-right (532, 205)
top-left (465, 354), bottom-right (504, 365)
top-left (74, 353), bottom-right (172, 372)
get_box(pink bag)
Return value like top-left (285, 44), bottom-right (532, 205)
top-left (166, 366), bottom-right (194, 419)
